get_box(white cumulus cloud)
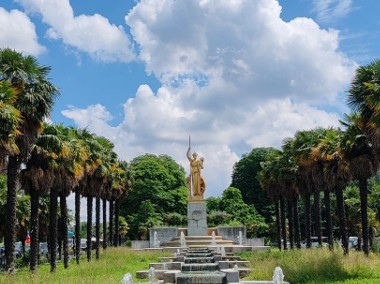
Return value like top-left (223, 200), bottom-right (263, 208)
top-left (62, 0), bottom-right (357, 197)
top-left (16, 0), bottom-right (135, 62)
top-left (0, 7), bottom-right (45, 55)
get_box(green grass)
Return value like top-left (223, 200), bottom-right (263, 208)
top-left (0, 248), bottom-right (171, 284)
top-left (239, 247), bottom-right (380, 283)
top-left (1, 247), bottom-right (380, 283)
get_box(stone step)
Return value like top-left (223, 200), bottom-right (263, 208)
top-left (184, 256), bottom-right (215, 263)
top-left (136, 269), bottom-right (166, 280)
top-left (185, 252), bottom-right (213, 257)
top-left (182, 262), bottom-right (219, 272)
top-left (218, 260), bottom-right (251, 268)
top-left (220, 268), bottom-right (252, 279)
top-left (176, 271), bottom-right (227, 284)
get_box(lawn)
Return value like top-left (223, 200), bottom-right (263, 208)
top-left (0, 247), bottom-right (380, 283)
top-left (0, 248), bottom-right (171, 284)
top-left (240, 247), bottom-right (380, 283)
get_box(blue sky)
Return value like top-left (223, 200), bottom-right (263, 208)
top-left (1, 0), bottom-right (380, 201)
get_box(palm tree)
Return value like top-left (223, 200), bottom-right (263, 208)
top-left (340, 113), bottom-right (378, 256)
top-left (311, 128), bottom-right (339, 250)
top-left (287, 130), bottom-right (323, 248)
top-left (110, 161), bottom-right (132, 247)
top-left (90, 137), bottom-right (117, 257)
top-left (317, 128), bottom-right (352, 254)
top-left (80, 134), bottom-right (115, 261)
top-left (52, 125), bottom-right (84, 269)
top-left (281, 142), bottom-right (301, 249)
top-left (258, 149), bottom-right (284, 250)
top-left (346, 59), bottom-right (380, 254)
top-left (347, 59), bottom-right (380, 155)
top-left (0, 48), bottom-right (58, 273)
top-left (0, 81), bottom-right (22, 164)
top-left (20, 125), bottom-right (58, 272)
top-left (71, 128), bottom-right (99, 263)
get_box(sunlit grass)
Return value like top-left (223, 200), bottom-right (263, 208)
top-left (240, 247), bottom-right (380, 283)
top-left (2, 247), bottom-right (380, 283)
top-left (0, 248), bottom-right (171, 284)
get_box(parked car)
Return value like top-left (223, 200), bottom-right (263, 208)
top-left (14, 242), bottom-right (21, 258)
top-left (80, 239), bottom-right (87, 250)
top-left (0, 246), bottom-right (5, 266)
top-left (348, 236), bottom-right (358, 249)
top-left (301, 236), bottom-right (328, 248)
top-left (39, 242), bottom-right (49, 258)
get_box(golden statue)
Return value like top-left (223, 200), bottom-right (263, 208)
top-left (187, 136), bottom-right (206, 200)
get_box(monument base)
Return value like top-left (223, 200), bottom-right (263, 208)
top-left (187, 201), bottom-right (208, 236)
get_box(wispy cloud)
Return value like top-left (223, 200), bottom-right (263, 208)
top-left (312, 0), bottom-right (354, 22)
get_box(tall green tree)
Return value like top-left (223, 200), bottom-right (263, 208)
top-left (0, 81), bottom-right (22, 163)
top-left (285, 130), bottom-right (322, 249)
top-left (231, 148), bottom-right (275, 222)
top-left (340, 113), bottom-right (378, 256)
top-left (20, 124), bottom-right (57, 272)
top-left (346, 59), bottom-right (380, 254)
top-left (258, 149), bottom-right (284, 250)
top-left (0, 48), bottom-right (58, 273)
top-left (311, 128), bottom-right (342, 250)
top-left (121, 154), bottom-right (187, 240)
top-left (347, 59), bottom-right (380, 155)
top-left (219, 187), bottom-right (268, 237)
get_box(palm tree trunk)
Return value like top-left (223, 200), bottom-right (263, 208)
top-left (95, 196), bottom-right (100, 259)
top-left (305, 193), bottom-right (312, 248)
top-left (336, 187), bottom-right (349, 255)
top-left (109, 199), bottom-right (114, 247)
top-left (287, 199), bottom-right (294, 249)
top-left (280, 196), bottom-right (287, 250)
top-left (102, 198), bottom-right (107, 250)
top-left (75, 190), bottom-right (81, 264)
top-left (293, 197), bottom-right (301, 249)
top-left (57, 222), bottom-right (62, 260)
top-left (324, 190), bottom-right (334, 251)
top-left (21, 240), bottom-right (26, 258)
top-left (314, 191), bottom-right (322, 246)
top-left (275, 199), bottom-right (281, 251)
top-left (60, 194), bottom-right (69, 268)
top-left (114, 199), bottom-right (120, 247)
top-left (87, 196), bottom-right (93, 261)
top-left (49, 189), bottom-right (58, 272)
top-left (5, 155), bottom-right (19, 273)
top-left (29, 187), bottom-right (40, 272)
top-left (369, 226), bottom-right (374, 251)
top-left (359, 178), bottom-right (369, 256)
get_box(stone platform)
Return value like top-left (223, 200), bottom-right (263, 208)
top-left (136, 247), bottom-right (288, 284)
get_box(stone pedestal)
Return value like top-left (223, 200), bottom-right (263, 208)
top-left (187, 201), bottom-right (208, 236)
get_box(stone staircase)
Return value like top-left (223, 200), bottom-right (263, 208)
top-left (136, 247), bottom-right (251, 283)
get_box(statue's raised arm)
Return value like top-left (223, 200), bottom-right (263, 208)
top-left (187, 146), bottom-right (192, 162)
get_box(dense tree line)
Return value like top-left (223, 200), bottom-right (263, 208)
top-left (248, 59), bottom-right (380, 256)
top-left (0, 48), bottom-right (132, 273)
